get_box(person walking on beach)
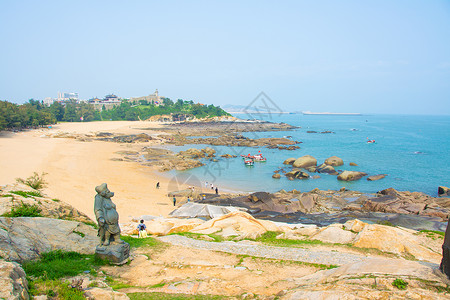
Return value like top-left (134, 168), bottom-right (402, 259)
top-left (137, 220), bottom-right (147, 238)
top-left (173, 196), bottom-right (177, 206)
top-left (211, 183), bottom-right (214, 190)
top-left (202, 194), bottom-right (206, 200)
top-left (187, 196), bottom-right (190, 203)
top-left (156, 182), bottom-right (160, 189)
top-left (215, 187), bottom-right (219, 195)
top-left (205, 181), bottom-right (208, 189)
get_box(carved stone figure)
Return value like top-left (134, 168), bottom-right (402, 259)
top-left (94, 183), bottom-right (129, 264)
top-left (94, 183), bottom-right (123, 246)
top-left (440, 221), bottom-right (450, 278)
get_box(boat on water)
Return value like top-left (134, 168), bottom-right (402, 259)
top-left (366, 137), bottom-right (376, 144)
top-left (244, 159), bottom-right (254, 166)
top-left (241, 152), bottom-right (267, 162)
top-left (302, 111), bottom-right (362, 116)
top-left (252, 154), bottom-right (267, 162)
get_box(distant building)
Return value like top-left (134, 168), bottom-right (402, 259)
top-left (88, 94), bottom-right (122, 110)
top-left (57, 92), bottom-right (79, 102)
top-left (129, 89), bottom-right (163, 105)
top-left (104, 94), bottom-right (120, 103)
top-left (43, 97), bottom-right (54, 106)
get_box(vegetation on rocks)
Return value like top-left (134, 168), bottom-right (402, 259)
top-left (10, 190), bottom-right (43, 198)
top-left (23, 250), bottom-right (106, 280)
top-left (16, 172), bottom-right (47, 190)
top-left (2, 201), bottom-right (42, 217)
top-left (392, 278), bottom-right (408, 290)
top-left (24, 250), bottom-right (108, 299)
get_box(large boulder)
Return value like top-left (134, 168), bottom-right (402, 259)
top-left (349, 221), bottom-right (441, 262)
top-left (337, 171), bottom-right (367, 181)
top-left (324, 156), bottom-right (344, 166)
top-left (0, 217), bottom-right (98, 262)
top-left (191, 211), bottom-right (280, 239)
top-left (310, 224), bottom-right (356, 244)
top-left (367, 174), bottom-right (387, 181)
top-left (179, 148), bottom-right (204, 158)
top-left (283, 158), bottom-right (296, 165)
top-left (438, 186), bottom-right (450, 196)
top-left (292, 155), bottom-right (317, 168)
top-left (0, 260), bottom-right (29, 300)
top-left (285, 170), bottom-right (309, 179)
top-left (316, 163), bottom-right (338, 175)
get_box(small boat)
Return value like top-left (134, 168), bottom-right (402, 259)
top-left (366, 137), bottom-right (376, 144)
top-left (244, 159), bottom-right (254, 166)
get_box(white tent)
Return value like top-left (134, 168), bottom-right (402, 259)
top-left (169, 202), bottom-right (247, 219)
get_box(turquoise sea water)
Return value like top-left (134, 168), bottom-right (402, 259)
top-left (164, 114), bottom-right (450, 197)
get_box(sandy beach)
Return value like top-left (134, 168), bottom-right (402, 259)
top-left (0, 121), bottom-right (194, 221)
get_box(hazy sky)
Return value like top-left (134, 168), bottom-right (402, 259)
top-left (1, 0), bottom-right (449, 114)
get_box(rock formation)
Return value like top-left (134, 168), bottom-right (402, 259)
top-left (440, 220), bottom-right (450, 278)
top-left (367, 174), bottom-right (387, 181)
top-left (439, 186), bottom-right (450, 197)
top-left (324, 156), bottom-right (344, 166)
top-left (0, 217), bottom-right (97, 262)
top-left (337, 171), bottom-right (367, 181)
top-left (0, 260), bottom-right (29, 300)
top-left (292, 155), bottom-right (317, 168)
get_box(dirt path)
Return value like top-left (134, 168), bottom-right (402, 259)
top-left (158, 235), bottom-right (380, 266)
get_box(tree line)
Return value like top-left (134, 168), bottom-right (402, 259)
top-left (0, 98), bottom-right (230, 130)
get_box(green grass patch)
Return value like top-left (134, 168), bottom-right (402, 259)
top-left (52, 198), bottom-right (61, 202)
top-left (105, 276), bottom-right (138, 290)
top-left (121, 235), bottom-right (167, 249)
top-left (237, 254), bottom-right (338, 270)
top-left (2, 201), bottom-right (42, 217)
top-left (128, 292), bottom-right (232, 300)
top-left (23, 250), bottom-right (107, 280)
top-left (171, 232), bottom-right (225, 242)
top-left (28, 278), bottom-right (85, 300)
top-left (72, 230), bottom-right (85, 238)
top-left (10, 190), bottom-right (43, 198)
top-left (0, 194), bottom-right (14, 197)
top-left (392, 278), bottom-right (408, 290)
top-left (148, 281), bottom-right (166, 289)
top-left (254, 231), bottom-right (324, 247)
top-left (420, 230), bottom-right (445, 237)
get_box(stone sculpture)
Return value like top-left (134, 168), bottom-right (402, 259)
top-left (441, 220), bottom-right (450, 278)
top-left (94, 183), bottom-right (129, 264)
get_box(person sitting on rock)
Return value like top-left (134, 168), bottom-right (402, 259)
top-left (137, 220), bottom-right (147, 238)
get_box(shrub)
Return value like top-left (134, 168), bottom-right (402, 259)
top-left (16, 172), bottom-right (47, 190)
top-left (392, 278), bottom-right (408, 290)
top-left (3, 202), bottom-right (42, 217)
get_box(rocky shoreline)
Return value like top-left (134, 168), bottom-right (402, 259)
top-left (43, 118), bottom-right (450, 229)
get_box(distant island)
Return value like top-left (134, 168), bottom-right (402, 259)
top-left (302, 111), bottom-right (362, 116)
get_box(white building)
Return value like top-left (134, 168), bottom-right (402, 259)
top-left (57, 92), bottom-right (79, 102)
